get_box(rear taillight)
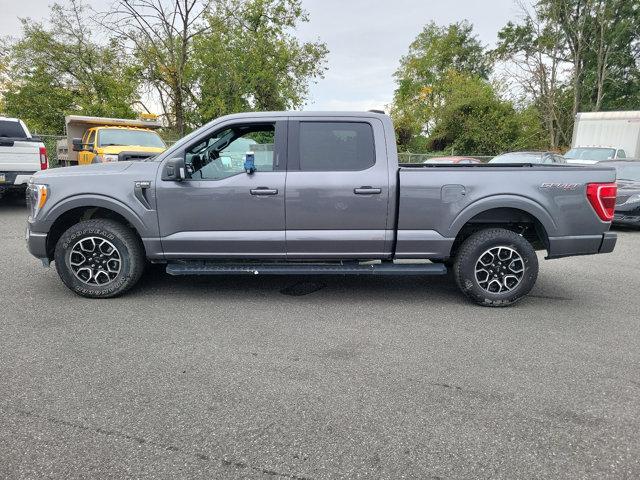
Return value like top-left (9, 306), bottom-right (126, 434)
top-left (586, 182), bottom-right (617, 222)
top-left (39, 146), bottom-right (48, 170)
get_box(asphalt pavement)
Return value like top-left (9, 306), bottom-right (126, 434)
top-left (1, 194), bottom-right (639, 479)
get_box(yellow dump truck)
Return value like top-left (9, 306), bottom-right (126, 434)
top-left (57, 114), bottom-right (166, 166)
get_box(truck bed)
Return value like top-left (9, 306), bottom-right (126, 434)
top-left (394, 163), bottom-right (617, 259)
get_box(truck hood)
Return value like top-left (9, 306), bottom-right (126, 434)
top-left (32, 161), bottom-right (135, 180)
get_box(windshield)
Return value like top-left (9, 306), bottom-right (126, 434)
top-left (564, 148), bottom-right (615, 161)
top-left (489, 153), bottom-right (543, 164)
top-left (615, 164), bottom-right (640, 182)
top-left (98, 129), bottom-right (166, 148)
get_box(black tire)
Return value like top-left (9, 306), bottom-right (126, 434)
top-left (453, 228), bottom-right (538, 307)
top-left (54, 219), bottom-right (145, 298)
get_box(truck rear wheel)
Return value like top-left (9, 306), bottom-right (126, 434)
top-left (54, 219), bottom-right (145, 298)
top-left (453, 228), bottom-right (538, 307)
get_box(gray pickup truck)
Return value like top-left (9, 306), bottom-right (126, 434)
top-left (26, 111), bottom-right (618, 306)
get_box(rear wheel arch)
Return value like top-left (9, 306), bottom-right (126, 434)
top-left (449, 205), bottom-right (552, 259)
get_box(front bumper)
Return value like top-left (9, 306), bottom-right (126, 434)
top-left (547, 232), bottom-right (617, 259)
top-left (26, 222), bottom-right (49, 261)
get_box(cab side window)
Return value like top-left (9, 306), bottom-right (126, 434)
top-left (617, 149), bottom-right (626, 159)
top-left (185, 124), bottom-right (275, 180)
top-left (298, 122), bottom-right (375, 171)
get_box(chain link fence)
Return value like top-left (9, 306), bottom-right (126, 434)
top-left (37, 134), bottom-right (492, 168)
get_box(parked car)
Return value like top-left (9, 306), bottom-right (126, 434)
top-left (423, 156), bottom-right (482, 164)
top-left (26, 111), bottom-right (617, 306)
top-left (489, 151), bottom-right (566, 164)
top-left (564, 147), bottom-right (624, 164)
top-left (0, 117), bottom-right (48, 199)
top-left (604, 160), bottom-right (640, 228)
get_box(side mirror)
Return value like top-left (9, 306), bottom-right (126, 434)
top-left (72, 138), bottom-right (84, 152)
top-left (162, 157), bottom-right (187, 181)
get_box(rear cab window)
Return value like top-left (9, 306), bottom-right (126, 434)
top-left (297, 122), bottom-right (375, 171)
top-left (0, 120), bottom-right (27, 138)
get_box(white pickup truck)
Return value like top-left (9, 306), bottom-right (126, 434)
top-left (0, 117), bottom-right (48, 199)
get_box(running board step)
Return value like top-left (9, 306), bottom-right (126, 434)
top-left (166, 261), bottom-right (447, 276)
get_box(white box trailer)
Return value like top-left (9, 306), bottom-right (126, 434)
top-left (571, 111), bottom-right (640, 159)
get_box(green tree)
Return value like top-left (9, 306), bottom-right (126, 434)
top-left (494, 6), bottom-right (571, 148)
top-left (391, 21), bottom-right (491, 151)
top-left (427, 72), bottom-right (546, 155)
top-left (191, 0), bottom-right (328, 124)
top-left (495, 0), bottom-right (640, 150)
top-left (104, 0), bottom-right (212, 135)
top-left (2, 0), bottom-right (140, 134)
top-left (581, 0), bottom-right (640, 111)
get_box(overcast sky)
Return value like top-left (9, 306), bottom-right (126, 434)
top-left (1, 0), bottom-right (526, 112)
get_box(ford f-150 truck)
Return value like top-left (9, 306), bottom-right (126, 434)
top-left (26, 111), bottom-right (618, 306)
top-left (0, 117), bottom-right (48, 199)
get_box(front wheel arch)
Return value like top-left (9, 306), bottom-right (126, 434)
top-left (46, 205), bottom-right (146, 261)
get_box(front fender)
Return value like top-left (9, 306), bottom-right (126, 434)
top-left (37, 194), bottom-right (151, 237)
top-left (448, 194), bottom-right (558, 239)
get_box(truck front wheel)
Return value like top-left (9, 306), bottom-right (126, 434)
top-left (453, 228), bottom-right (538, 307)
top-left (54, 219), bottom-right (145, 298)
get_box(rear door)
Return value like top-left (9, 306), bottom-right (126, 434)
top-left (285, 117), bottom-right (391, 259)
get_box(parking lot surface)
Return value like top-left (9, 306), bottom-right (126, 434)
top-left (1, 194), bottom-right (639, 479)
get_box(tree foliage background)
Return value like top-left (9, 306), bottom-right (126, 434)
top-left (0, 0), bottom-right (638, 156)
top-left (393, 0), bottom-right (640, 154)
top-left (0, 0), bottom-right (327, 136)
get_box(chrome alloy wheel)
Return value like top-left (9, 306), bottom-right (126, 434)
top-left (69, 236), bottom-right (121, 286)
top-left (474, 246), bottom-right (525, 294)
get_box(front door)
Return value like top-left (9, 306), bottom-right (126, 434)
top-left (78, 129), bottom-right (96, 165)
top-left (156, 120), bottom-right (287, 259)
top-left (285, 118), bottom-right (392, 259)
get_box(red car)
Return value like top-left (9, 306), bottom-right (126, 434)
top-left (423, 156), bottom-right (482, 164)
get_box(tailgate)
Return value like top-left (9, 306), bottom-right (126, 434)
top-left (0, 140), bottom-right (42, 172)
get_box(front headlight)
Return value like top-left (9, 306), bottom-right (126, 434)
top-left (27, 182), bottom-right (49, 219)
top-left (103, 154), bottom-right (119, 163)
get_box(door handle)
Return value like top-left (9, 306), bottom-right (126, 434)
top-left (250, 187), bottom-right (278, 196)
top-left (354, 186), bottom-right (382, 195)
